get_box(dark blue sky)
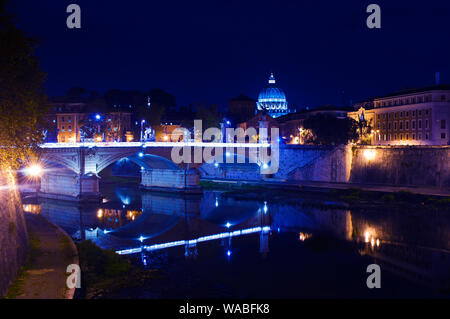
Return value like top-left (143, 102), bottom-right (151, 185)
top-left (11, 0), bottom-right (450, 109)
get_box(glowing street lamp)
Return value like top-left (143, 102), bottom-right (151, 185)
top-left (25, 164), bottom-right (43, 177)
top-left (24, 164), bottom-right (43, 195)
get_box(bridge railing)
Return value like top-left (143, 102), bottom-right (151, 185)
top-left (40, 141), bottom-right (272, 148)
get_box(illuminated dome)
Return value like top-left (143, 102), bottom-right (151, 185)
top-left (257, 73), bottom-right (289, 118)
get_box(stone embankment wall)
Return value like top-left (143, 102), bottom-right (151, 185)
top-left (281, 145), bottom-right (352, 182)
top-left (200, 144), bottom-right (449, 189)
top-left (350, 146), bottom-right (450, 188)
top-left (0, 172), bottom-right (28, 296)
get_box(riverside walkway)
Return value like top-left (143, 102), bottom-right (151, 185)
top-left (5, 213), bottom-right (78, 299)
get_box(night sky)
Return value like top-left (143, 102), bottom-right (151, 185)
top-left (11, 0), bottom-right (450, 109)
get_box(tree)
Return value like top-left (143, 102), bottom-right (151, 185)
top-left (303, 114), bottom-right (359, 145)
top-left (0, 0), bottom-right (47, 171)
top-left (356, 117), bottom-right (373, 145)
top-left (79, 116), bottom-right (108, 140)
top-left (143, 89), bottom-right (176, 127)
top-left (195, 103), bottom-right (221, 128)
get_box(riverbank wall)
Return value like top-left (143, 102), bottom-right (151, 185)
top-left (350, 146), bottom-right (450, 188)
top-left (0, 172), bottom-right (29, 296)
top-left (200, 145), bottom-right (450, 190)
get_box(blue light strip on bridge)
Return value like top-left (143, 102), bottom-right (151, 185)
top-left (116, 226), bottom-right (271, 255)
top-left (40, 142), bottom-right (271, 148)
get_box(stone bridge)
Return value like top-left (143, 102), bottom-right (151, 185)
top-left (37, 142), bottom-right (352, 201)
top-left (38, 142), bottom-right (272, 200)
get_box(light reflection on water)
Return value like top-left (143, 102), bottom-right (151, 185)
top-left (22, 183), bottom-right (450, 297)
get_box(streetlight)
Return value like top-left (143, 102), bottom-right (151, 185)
top-left (24, 164), bottom-right (43, 196)
top-left (140, 119), bottom-right (146, 142)
top-left (25, 164), bottom-right (42, 178)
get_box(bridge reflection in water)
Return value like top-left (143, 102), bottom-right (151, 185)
top-left (22, 185), bottom-right (450, 296)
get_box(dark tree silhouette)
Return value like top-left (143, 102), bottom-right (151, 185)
top-left (0, 0), bottom-right (47, 170)
top-left (303, 114), bottom-right (359, 145)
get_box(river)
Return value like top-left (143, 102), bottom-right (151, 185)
top-left (22, 179), bottom-right (450, 298)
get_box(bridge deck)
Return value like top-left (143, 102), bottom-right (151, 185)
top-left (40, 142), bottom-right (271, 149)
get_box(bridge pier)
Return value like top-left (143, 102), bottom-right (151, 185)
top-left (39, 170), bottom-right (101, 202)
top-left (140, 168), bottom-right (201, 193)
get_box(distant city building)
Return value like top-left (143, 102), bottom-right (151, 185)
top-left (228, 94), bottom-right (255, 124)
top-left (349, 84), bottom-right (450, 145)
top-left (46, 99), bottom-right (132, 143)
top-left (256, 73), bottom-right (290, 118)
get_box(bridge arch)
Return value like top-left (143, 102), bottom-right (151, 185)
top-left (95, 150), bottom-right (181, 174)
top-left (40, 153), bottom-right (80, 174)
top-left (97, 153), bottom-right (181, 175)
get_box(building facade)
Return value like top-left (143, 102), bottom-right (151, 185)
top-left (46, 100), bottom-right (133, 143)
top-left (349, 85), bottom-right (450, 146)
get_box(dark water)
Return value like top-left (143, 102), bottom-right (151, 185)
top-left (22, 182), bottom-right (450, 298)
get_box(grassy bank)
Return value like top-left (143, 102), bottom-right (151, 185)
top-left (201, 181), bottom-right (450, 212)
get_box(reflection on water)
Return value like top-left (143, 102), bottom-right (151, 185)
top-left (23, 204), bottom-right (41, 214)
top-left (22, 184), bottom-right (450, 297)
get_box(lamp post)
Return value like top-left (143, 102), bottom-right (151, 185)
top-left (140, 119), bottom-right (146, 142)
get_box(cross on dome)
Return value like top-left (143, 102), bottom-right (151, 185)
top-left (268, 73), bottom-right (276, 84)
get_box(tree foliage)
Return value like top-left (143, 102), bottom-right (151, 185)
top-left (0, 0), bottom-right (47, 170)
top-left (195, 103), bottom-right (221, 128)
top-left (303, 114), bottom-right (359, 145)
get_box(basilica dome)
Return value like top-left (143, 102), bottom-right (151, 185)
top-left (256, 73), bottom-right (289, 118)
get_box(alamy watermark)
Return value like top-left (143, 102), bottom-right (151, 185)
top-left (169, 120), bottom-right (280, 175)
top-left (66, 4), bottom-right (81, 29)
top-left (366, 4), bottom-right (381, 29)
top-left (66, 264), bottom-right (81, 289)
top-left (366, 264), bottom-right (381, 289)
